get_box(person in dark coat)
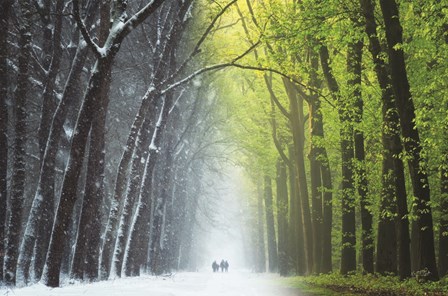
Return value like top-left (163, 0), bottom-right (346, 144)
top-left (220, 259), bottom-right (225, 272)
top-left (224, 260), bottom-right (229, 272)
top-left (212, 261), bottom-right (219, 272)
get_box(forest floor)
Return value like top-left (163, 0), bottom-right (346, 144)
top-left (281, 273), bottom-right (448, 296)
top-left (4, 270), bottom-right (315, 296)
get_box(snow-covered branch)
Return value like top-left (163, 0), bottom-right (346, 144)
top-left (72, 0), bottom-right (102, 58)
top-left (118, 0), bottom-right (166, 42)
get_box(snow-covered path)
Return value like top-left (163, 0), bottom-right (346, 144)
top-left (5, 270), bottom-right (307, 296)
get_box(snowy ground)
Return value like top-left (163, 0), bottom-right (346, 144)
top-left (4, 270), bottom-right (307, 296)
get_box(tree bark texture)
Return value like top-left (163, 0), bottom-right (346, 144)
top-left (112, 116), bottom-right (153, 277)
top-left (71, 64), bottom-right (111, 281)
top-left (37, 0), bottom-right (64, 162)
top-left (17, 40), bottom-right (90, 283)
top-left (256, 179), bottom-right (266, 273)
top-left (4, 1), bottom-right (32, 285)
top-left (379, 0), bottom-right (438, 280)
top-left (308, 98), bottom-right (323, 274)
top-left (288, 145), bottom-right (305, 274)
top-left (349, 38), bottom-right (375, 275)
top-left (439, 143), bottom-right (448, 277)
top-left (359, 0), bottom-right (411, 279)
top-left (44, 55), bottom-right (116, 287)
top-left (123, 109), bottom-right (163, 276)
top-left (0, 0), bottom-right (11, 283)
top-left (283, 78), bottom-right (313, 274)
top-left (148, 95), bottom-right (175, 275)
top-left (276, 160), bottom-right (289, 276)
top-left (320, 45), bottom-right (356, 274)
top-left (263, 175), bottom-right (278, 272)
top-left (308, 54), bottom-right (333, 274)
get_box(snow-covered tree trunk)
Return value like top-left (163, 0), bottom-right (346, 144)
top-left (43, 57), bottom-right (114, 287)
top-left (150, 119), bottom-right (177, 275)
top-left (124, 150), bottom-right (157, 276)
top-left (44, 0), bottom-right (167, 286)
top-left (102, 0), bottom-right (190, 277)
top-left (169, 170), bottom-right (188, 270)
top-left (144, 95), bottom-right (172, 275)
top-left (0, 0), bottom-right (11, 283)
top-left (112, 116), bottom-right (155, 277)
top-left (71, 66), bottom-right (111, 281)
top-left (100, 90), bottom-right (160, 279)
top-left (161, 107), bottom-right (184, 271)
top-left (4, 0), bottom-right (32, 286)
top-left (37, 0), bottom-right (64, 162)
top-left (17, 39), bottom-right (91, 283)
top-left (71, 2), bottom-right (111, 281)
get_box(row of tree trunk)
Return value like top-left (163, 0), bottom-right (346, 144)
top-left (0, 0), bottom-right (232, 287)
top-left (243, 0), bottom-right (446, 281)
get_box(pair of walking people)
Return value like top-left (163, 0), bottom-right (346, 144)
top-left (212, 259), bottom-right (229, 272)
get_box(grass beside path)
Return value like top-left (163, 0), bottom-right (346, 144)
top-left (278, 273), bottom-right (448, 296)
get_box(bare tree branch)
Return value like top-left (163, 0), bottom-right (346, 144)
top-left (263, 74), bottom-right (291, 119)
top-left (269, 88), bottom-right (291, 167)
top-left (169, 0), bottom-right (238, 83)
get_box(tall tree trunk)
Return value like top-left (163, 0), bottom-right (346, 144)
top-left (44, 54), bottom-right (117, 287)
top-left (0, 0), bottom-right (11, 283)
top-left (122, 107), bottom-right (162, 276)
top-left (320, 147), bottom-right (333, 273)
top-left (349, 38), bottom-right (374, 275)
top-left (177, 181), bottom-right (197, 271)
top-left (359, 0), bottom-right (411, 279)
top-left (119, 8), bottom-right (189, 271)
top-left (320, 45), bottom-right (356, 274)
top-left (308, 97), bottom-right (333, 274)
top-left (256, 178), bottom-right (267, 272)
top-left (276, 160), bottom-right (289, 276)
top-left (17, 39), bottom-right (90, 283)
top-left (308, 50), bottom-right (324, 274)
top-left (3, 1), bottom-right (32, 285)
top-left (288, 145), bottom-right (305, 274)
top-left (125, 147), bottom-right (157, 276)
top-left (283, 78), bottom-right (313, 274)
top-left (147, 95), bottom-right (174, 275)
top-left (308, 99), bottom-right (323, 274)
top-left (168, 170), bottom-right (188, 272)
top-left (354, 97), bottom-right (374, 274)
top-left (37, 0), bottom-right (64, 163)
top-left (308, 53), bottom-right (333, 274)
top-left (263, 175), bottom-right (278, 272)
top-left (439, 138), bottom-right (448, 277)
top-left (71, 68), bottom-right (111, 281)
top-left (99, 3), bottom-right (180, 277)
top-left (378, 0), bottom-right (438, 280)
top-left (18, 6), bottom-right (97, 282)
top-left (80, 3), bottom-right (110, 281)
top-left (149, 143), bottom-right (175, 275)
top-left (100, 86), bottom-right (161, 279)
top-left (157, 108), bottom-right (182, 272)
top-left (113, 116), bottom-right (153, 277)
top-left (376, 153), bottom-right (398, 275)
